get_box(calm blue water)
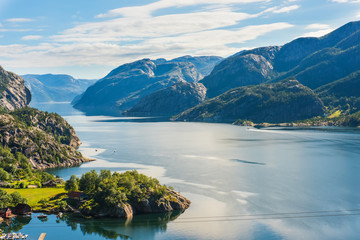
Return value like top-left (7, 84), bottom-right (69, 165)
top-left (6, 102), bottom-right (360, 240)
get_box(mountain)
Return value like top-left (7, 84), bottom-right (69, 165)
top-left (0, 66), bottom-right (88, 170)
top-left (0, 107), bottom-right (89, 169)
top-left (201, 47), bottom-right (279, 98)
top-left (173, 79), bottom-right (325, 124)
top-left (73, 58), bottom-right (206, 115)
top-left (0, 66), bottom-right (31, 110)
top-left (124, 82), bottom-right (207, 117)
top-left (202, 21), bottom-right (360, 98)
top-left (166, 55), bottom-right (223, 76)
top-left (22, 74), bottom-right (96, 104)
top-left (315, 71), bottom-right (360, 115)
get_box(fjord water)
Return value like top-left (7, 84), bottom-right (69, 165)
top-left (24, 103), bottom-right (360, 239)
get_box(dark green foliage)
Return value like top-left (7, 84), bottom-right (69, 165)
top-left (315, 71), bottom-right (360, 115)
top-left (0, 146), bottom-right (32, 179)
top-left (79, 170), bottom-right (99, 194)
top-left (174, 79), bottom-right (325, 123)
top-left (68, 170), bottom-right (169, 211)
top-left (65, 175), bottom-right (79, 192)
top-left (10, 107), bottom-right (74, 145)
top-left (0, 189), bottom-right (27, 208)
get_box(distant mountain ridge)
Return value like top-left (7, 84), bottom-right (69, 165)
top-left (73, 56), bottom-right (222, 115)
top-left (202, 21), bottom-right (360, 98)
top-left (22, 74), bottom-right (96, 104)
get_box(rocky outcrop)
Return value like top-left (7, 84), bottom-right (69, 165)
top-left (73, 55), bottom-right (221, 116)
top-left (81, 188), bottom-right (190, 218)
top-left (0, 108), bottom-right (89, 169)
top-left (202, 53), bottom-right (275, 98)
top-left (173, 79), bottom-right (325, 124)
top-left (0, 65), bottom-right (31, 110)
top-left (22, 74), bottom-right (96, 104)
top-left (124, 82), bottom-right (207, 117)
top-left (167, 55), bottom-right (223, 76)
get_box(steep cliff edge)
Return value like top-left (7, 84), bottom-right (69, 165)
top-left (0, 66), bottom-right (31, 110)
top-left (0, 107), bottom-right (89, 169)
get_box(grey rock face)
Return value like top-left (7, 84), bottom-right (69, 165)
top-left (202, 54), bottom-right (274, 98)
top-left (0, 66), bottom-right (31, 110)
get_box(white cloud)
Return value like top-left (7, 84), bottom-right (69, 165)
top-left (22, 35), bottom-right (43, 41)
top-left (0, 23), bottom-right (293, 69)
top-left (302, 23), bottom-right (334, 37)
top-left (331, 0), bottom-right (360, 3)
top-left (270, 5), bottom-right (300, 13)
top-left (5, 18), bottom-right (34, 23)
top-left (301, 29), bottom-right (334, 38)
top-left (97, 0), bottom-right (269, 18)
top-left (53, 10), bottom-right (257, 43)
top-left (305, 23), bottom-right (331, 29)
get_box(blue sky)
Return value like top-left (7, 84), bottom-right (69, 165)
top-left (0, 0), bottom-right (359, 79)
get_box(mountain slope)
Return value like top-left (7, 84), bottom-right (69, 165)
top-left (173, 79), bottom-right (325, 124)
top-left (201, 21), bottom-right (360, 98)
top-left (22, 74), bottom-right (96, 103)
top-left (124, 82), bottom-right (207, 117)
top-left (201, 50), bottom-right (277, 98)
top-left (315, 71), bottom-right (360, 115)
top-left (168, 55), bottom-right (223, 76)
top-left (0, 66), bottom-right (31, 110)
top-left (0, 107), bottom-right (89, 169)
top-left (73, 58), bottom-right (203, 115)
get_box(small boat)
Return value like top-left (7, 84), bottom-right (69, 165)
top-left (37, 214), bottom-right (47, 219)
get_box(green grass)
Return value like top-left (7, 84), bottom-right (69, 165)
top-left (328, 110), bottom-right (342, 118)
top-left (1, 187), bottom-right (66, 206)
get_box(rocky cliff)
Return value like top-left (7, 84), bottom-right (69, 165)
top-left (201, 52), bottom-right (276, 98)
top-left (173, 79), bottom-right (325, 124)
top-left (0, 107), bottom-right (89, 169)
top-left (0, 65), bottom-right (31, 110)
top-left (124, 82), bottom-right (207, 117)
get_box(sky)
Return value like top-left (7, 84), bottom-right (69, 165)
top-left (0, 0), bottom-right (359, 79)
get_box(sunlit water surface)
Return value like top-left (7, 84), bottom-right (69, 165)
top-left (5, 102), bottom-right (360, 240)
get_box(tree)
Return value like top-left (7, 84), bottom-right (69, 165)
top-left (8, 191), bottom-right (27, 206)
top-left (0, 189), bottom-right (10, 208)
top-left (0, 168), bottom-right (10, 181)
top-left (79, 170), bottom-right (98, 194)
top-left (65, 175), bottom-right (79, 192)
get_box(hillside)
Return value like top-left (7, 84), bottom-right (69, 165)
top-left (22, 74), bottom-right (96, 104)
top-left (124, 82), bottom-right (207, 117)
top-left (0, 66), bottom-right (31, 110)
top-left (201, 21), bottom-right (360, 98)
top-left (73, 55), bottom-right (221, 116)
top-left (173, 79), bottom-right (325, 124)
top-left (315, 71), bottom-right (360, 115)
top-left (0, 107), bottom-right (89, 169)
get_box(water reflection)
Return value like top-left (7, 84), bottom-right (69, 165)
top-left (1, 211), bottom-right (184, 240)
top-left (0, 216), bottom-right (31, 233)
